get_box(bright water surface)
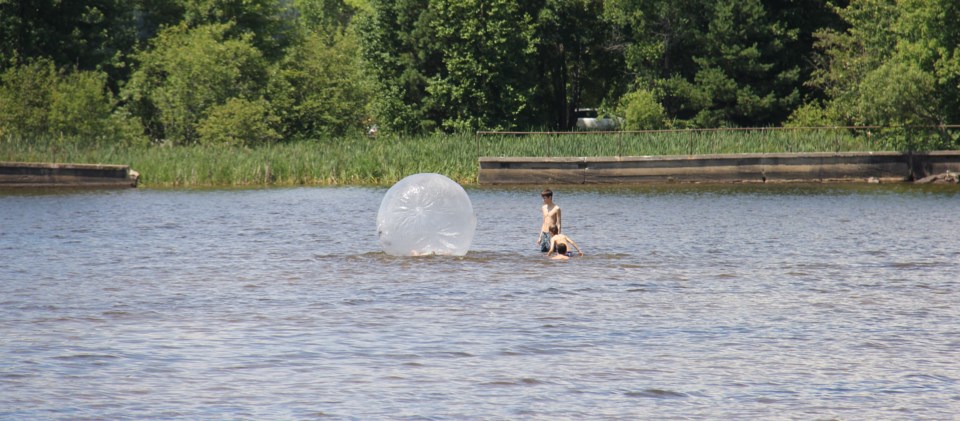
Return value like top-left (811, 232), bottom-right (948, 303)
top-left (2, 184), bottom-right (959, 420)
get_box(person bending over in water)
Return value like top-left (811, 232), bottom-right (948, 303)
top-left (536, 189), bottom-right (561, 252)
top-left (550, 242), bottom-right (571, 260)
top-left (547, 225), bottom-right (583, 257)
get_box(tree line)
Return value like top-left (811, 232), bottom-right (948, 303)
top-left (0, 0), bottom-right (957, 148)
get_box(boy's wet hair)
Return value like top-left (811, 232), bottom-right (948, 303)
top-left (557, 243), bottom-right (567, 254)
top-left (541, 189), bottom-right (553, 197)
top-left (549, 225), bottom-right (559, 234)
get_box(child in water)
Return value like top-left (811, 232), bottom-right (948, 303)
top-left (550, 242), bottom-right (571, 260)
top-left (547, 225), bottom-right (583, 257)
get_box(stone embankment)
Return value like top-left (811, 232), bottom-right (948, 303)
top-left (0, 162), bottom-right (139, 188)
top-left (914, 171), bottom-right (959, 184)
top-left (478, 151), bottom-right (960, 184)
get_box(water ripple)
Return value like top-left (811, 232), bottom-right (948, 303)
top-left (1, 186), bottom-right (958, 420)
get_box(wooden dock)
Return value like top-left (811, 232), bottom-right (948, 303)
top-left (0, 162), bottom-right (139, 188)
top-left (478, 151), bottom-right (960, 184)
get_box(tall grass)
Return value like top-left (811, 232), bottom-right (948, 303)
top-left (478, 128), bottom-right (888, 157)
top-left (0, 127), bottom-right (930, 187)
top-left (1, 134), bottom-right (478, 187)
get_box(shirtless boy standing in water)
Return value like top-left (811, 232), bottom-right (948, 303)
top-left (536, 189), bottom-right (561, 252)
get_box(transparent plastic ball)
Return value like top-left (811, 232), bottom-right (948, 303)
top-left (377, 173), bottom-right (476, 256)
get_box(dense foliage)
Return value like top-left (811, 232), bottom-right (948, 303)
top-left (0, 0), bottom-right (958, 150)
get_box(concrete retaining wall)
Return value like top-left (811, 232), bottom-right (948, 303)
top-left (478, 151), bottom-right (960, 184)
top-left (0, 162), bottom-right (139, 188)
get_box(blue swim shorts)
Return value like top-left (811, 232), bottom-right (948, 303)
top-left (539, 232), bottom-right (551, 252)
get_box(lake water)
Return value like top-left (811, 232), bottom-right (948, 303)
top-left (2, 183), bottom-right (959, 420)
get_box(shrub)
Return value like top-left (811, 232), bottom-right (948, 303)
top-left (124, 23), bottom-right (269, 144)
top-left (197, 98), bottom-right (280, 146)
top-left (0, 58), bottom-right (147, 145)
top-left (784, 101), bottom-right (832, 127)
top-left (0, 58), bottom-right (57, 138)
top-left (48, 71), bottom-right (114, 140)
top-left (270, 29), bottom-right (372, 139)
top-left (618, 88), bottom-right (666, 130)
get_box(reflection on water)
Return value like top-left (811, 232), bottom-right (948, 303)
top-left (1, 184), bottom-right (959, 419)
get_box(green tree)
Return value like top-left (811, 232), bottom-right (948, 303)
top-left (425, 0), bottom-right (538, 132)
top-left (294, 0), bottom-right (370, 32)
top-left (603, 0), bottom-right (706, 90)
top-left (48, 71), bottom-right (116, 140)
top-left (357, 0), bottom-right (436, 133)
top-left (0, 0), bottom-right (139, 88)
top-left (124, 23), bottom-right (269, 144)
top-left (803, 0), bottom-right (959, 148)
top-left (130, 0), bottom-right (188, 48)
top-left (532, 0), bottom-right (627, 129)
top-left (664, 0), bottom-right (800, 127)
top-left (804, 0), bottom-right (899, 125)
top-left (0, 58), bottom-right (145, 144)
top-left (765, 0), bottom-right (849, 105)
top-left (899, 0), bottom-right (960, 130)
top-left (270, 28), bottom-right (372, 138)
top-left (605, 0), bottom-right (831, 127)
top-left (197, 97), bottom-right (280, 146)
top-left (180, 0), bottom-right (299, 61)
top-left (0, 58), bottom-right (56, 138)
top-left (360, 0), bottom-right (543, 133)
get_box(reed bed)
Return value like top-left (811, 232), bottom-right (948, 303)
top-left (0, 128), bottom-right (906, 187)
top-left (1, 135), bottom-right (477, 187)
top-left (478, 128), bottom-right (881, 157)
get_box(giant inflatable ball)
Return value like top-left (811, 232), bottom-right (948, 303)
top-left (376, 173), bottom-right (476, 256)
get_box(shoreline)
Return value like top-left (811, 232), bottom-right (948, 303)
top-left (479, 151), bottom-right (960, 185)
top-left (3, 150), bottom-right (959, 188)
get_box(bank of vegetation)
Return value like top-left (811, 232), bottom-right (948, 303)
top-left (3, 128), bottom-right (912, 186)
top-left (1, 0), bottom-right (959, 186)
